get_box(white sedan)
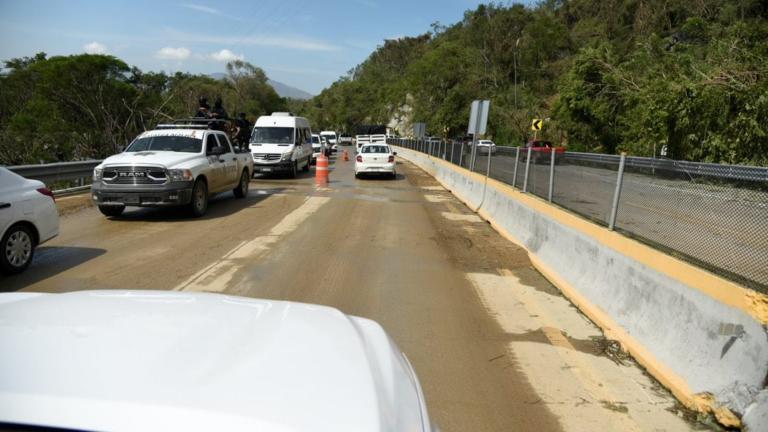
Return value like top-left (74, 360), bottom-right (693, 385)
top-left (0, 290), bottom-right (434, 432)
top-left (355, 144), bottom-right (397, 179)
top-left (477, 139), bottom-right (497, 154)
top-left (0, 167), bottom-right (59, 274)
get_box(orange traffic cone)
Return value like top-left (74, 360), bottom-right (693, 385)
top-left (343, 150), bottom-right (349, 161)
top-left (316, 153), bottom-right (329, 186)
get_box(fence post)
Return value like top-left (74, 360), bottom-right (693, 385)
top-left (450, 141), bottom-right (455, 163)
top-left (608, 153), bottom-right (627, 230)
top-left (459, 142), bottom-right (464, 167)
top-left (522, 147), bottom-right (532, 193)
top-left (512, 146), bottom-right (520, 188)
top-left (547, 149), bottom-right (556, 202)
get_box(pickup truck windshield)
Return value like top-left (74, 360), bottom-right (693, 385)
top-left (126, 136), bottom-right (202, 153)
top-left (312, 136), bottom-right (321, 144)
top-left (251, 127), bottom-right (294, 144)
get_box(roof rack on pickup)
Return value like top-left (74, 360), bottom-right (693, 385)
top-left (155, 118), bottom-right (230, 130)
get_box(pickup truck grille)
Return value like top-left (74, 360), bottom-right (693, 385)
top-left (103, 166), bottom-right (167, 184)
top-left (253, 153), bottom-right (281, 161)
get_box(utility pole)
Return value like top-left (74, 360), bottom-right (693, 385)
top-left (514, 38), bottom-right (520, 109)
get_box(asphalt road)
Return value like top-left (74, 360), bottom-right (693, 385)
top-left (435, 144), bottom-right (768, 290)
top-left (2, 150), bottom-right (697, 431)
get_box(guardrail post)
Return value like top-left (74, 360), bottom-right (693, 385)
top-left (522, 147), bottom-right (532, 193)
top-left (512, 146), bottom-right (520, 188)
top-left (547, 149), bottom-right (556, 202)
top-left (608, 153), bottom-right (627, 230)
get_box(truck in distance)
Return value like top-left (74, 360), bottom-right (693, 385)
top-left (91, 118), bottom-right (253, 218)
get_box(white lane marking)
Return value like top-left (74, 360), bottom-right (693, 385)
top-left (174, 196), bottom-right (330, 292)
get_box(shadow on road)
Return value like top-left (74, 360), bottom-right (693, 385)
top-left (105, 187), bottom-right (284, 223)
top-left (0, 246), bottom-right (106, 292)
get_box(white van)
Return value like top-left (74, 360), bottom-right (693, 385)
top-left (250, 113), bottom-right (313, 178)
top-left (320, 131), bottom-right (338, 153)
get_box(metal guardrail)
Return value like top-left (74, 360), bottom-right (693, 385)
top-left (493, 147), bottom-right (768, 182)
top-left (6, 160), bottom-right (102, 193)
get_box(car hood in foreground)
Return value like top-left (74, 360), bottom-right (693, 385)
top-left (0, 291), bottom-right (430, 432)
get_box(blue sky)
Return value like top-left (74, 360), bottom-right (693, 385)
top-left (0, 0), bottom-right (523, 95)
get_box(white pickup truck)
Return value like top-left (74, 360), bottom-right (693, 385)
top-left (92, 121), bottom-right (253, 218)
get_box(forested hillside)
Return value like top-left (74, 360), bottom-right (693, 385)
top-left (299, 0), bottom-right (768, 165)
top-left (0, 56), bottom-right (285, 165)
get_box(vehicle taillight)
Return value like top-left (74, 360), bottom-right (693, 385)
top-left (388, 155), bottom-right (394, 163)
top-left (356, 155), bottom-right (362, 162)
top-left (36, 187), bottom-right (55, 202)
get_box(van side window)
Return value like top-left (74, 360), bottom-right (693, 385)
top-left (304, 128), bottom-right (312, 144)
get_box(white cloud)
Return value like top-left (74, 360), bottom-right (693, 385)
top-left (164, 29), bottom-right (341, 52)
top-left (155, 47), bottom-right (192, 60)
top-left (209, 49), bottom-right (243, 62)
top-left (181, 3), bottom-right (242, 21)
top-left (83, 41), bottom-right (108, 54)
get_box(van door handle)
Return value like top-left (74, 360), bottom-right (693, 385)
top-left (231, 158), bottom-right (237, 161)
top-left (0, 203), bottom-right (10, 209)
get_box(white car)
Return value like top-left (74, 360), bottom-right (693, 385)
top-left (0, 167), bottom-right (59, 275)
top-left (0, 290), bottom-right (434, 432)
top-left (311, 133), bottom-right (322, 163)
top-left (477, 139), bottom-right (497, 154)
top-left (355, 144), bottom-right (397, 179)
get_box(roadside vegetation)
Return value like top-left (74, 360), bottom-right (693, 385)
top-left (298, 0), bottom-right (768, 165)
top-left (0, 56), bottom-right (286, 165)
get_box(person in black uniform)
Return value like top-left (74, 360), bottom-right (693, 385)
top-left (234, 112), bottom-right (251, 152)
top-left (209, 96), bottom-right (229, 131)
top-left (194, 96), bottom-right (210, 118)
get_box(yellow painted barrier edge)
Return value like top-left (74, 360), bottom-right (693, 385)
top-left (401, 148), bottom-right (768, 325)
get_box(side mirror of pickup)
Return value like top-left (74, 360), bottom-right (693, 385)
top-left (209, 146), bottom-right (227, 156)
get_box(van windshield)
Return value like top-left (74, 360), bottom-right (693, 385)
top-left (251, 127), bottom-right (294, 144)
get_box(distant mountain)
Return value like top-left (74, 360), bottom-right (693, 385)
top-left (207, 73), bottom-right (313, 100)
top-left (267, 79), bottom-right (313, 100)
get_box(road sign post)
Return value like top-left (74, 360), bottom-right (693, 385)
top-left (468, 100), bottom-right (490, 171)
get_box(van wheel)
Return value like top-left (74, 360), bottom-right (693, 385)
top-left (0, 224), bottom-right (35, 275)
top-left (98, 205), bottom-right (125, 217)
top-left (290, 161), bottom-right (298, 179)
top-left (302, 156), bottom-right (310, 172)
top-left (189, 179), bottom-right (208, 217)
top-left (234, 170), bottom-right (249, 198)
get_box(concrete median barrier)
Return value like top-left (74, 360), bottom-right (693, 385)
top-left (394, 146), bottom-right (768, 430)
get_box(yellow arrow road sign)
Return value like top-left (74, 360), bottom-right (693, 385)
top-left (531, 119), bottom-right (543, 131)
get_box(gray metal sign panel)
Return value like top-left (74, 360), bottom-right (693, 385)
top-left (467, 100), bottom-right (490, 135)
top-left (413, 122), bottom-right (426, 138)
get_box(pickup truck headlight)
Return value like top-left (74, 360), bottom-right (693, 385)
top-left (168, 169), bottom-right (193, 182)
top-left (93, 167), bottom-right (103, 181)
top-left (281, 151), bottom-right (294, 161)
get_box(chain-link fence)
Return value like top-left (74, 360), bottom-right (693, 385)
top-left (390, 138), bottom-right (768, 293)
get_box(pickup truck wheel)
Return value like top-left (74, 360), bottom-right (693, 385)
top-left (98, 205), bottom-right (125, 217)
top-left (1, 224), bottom-right (35, 275)
top-left (233, 170), bottom-right (249, 198)
top-left (189, 179), bottom-right (208, 217)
